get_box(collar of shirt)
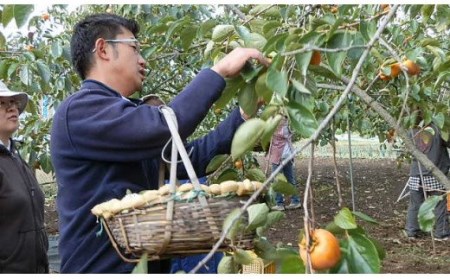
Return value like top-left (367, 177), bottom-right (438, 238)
top-left (0, 139), bottom-right (11, 151)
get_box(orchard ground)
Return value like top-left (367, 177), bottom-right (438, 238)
top-left (40, 137), bottom-right (450, 273)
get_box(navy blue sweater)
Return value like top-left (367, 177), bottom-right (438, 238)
top-left (50, 69), bottom-right (244, 273)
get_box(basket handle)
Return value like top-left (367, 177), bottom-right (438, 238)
top-left (159, 106), bottom-right (221, 238)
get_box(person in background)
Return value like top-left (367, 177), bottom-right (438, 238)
top-left (0, 81), bottom-right (49, 273)
top-left (267, 116), bottom-right (301, 211)
top-left (404, 108), bottom-right (450, 241)
top-left (50, 13), bottom-right (269, 273)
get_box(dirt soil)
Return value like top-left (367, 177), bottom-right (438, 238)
top-left (44, 157), bottom-right (450, 273)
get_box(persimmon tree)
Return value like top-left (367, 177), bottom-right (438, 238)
top-left (1, 4), bottom-right (449, 273)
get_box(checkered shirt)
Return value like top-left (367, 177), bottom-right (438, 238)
top-left (406, 176), bottom-right (445, 191)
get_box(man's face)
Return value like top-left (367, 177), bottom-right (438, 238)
top-left (0, 97), bottom-right (21, 140)
top-left (108, 28), bottom-right (147, 96)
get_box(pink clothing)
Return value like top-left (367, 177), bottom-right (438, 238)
top-left (267, 117), bottom-right (293, 164)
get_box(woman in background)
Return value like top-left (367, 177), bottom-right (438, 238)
top-left (0, 81), bottom-right (48, 273)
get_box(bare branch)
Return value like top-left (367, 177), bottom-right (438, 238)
top-left (224, 4), bottom-right (246, 20)
top-left (282, 45), bottom-right (367, 56)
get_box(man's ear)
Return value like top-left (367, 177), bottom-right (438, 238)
top-left (92, 38), bottom-right (110, 60)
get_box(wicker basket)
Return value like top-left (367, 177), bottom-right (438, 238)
top-left (100, 106), bottom-right (255, 262)
top-left (241, 252), bottom-right (275, 274)
top-left (102, 195), bottom-right (254, 262)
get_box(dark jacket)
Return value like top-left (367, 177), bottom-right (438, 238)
top-left (410, 123), bottom-right (450, 176)
top-left (0, 140), bottom-right (49, 273)
top-left (50, 69), bottom-right (244, 273)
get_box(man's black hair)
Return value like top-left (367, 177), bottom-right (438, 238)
top-left (70, 13), bottom-right (140, 80)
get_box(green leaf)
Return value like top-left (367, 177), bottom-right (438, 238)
top-left (244, 168), bottom-right (266, 182)
top-left (271, 178), bottom-right (297, 195)
top-left (215, 77), bottom-right (245, 109)
top-left (347, 33), bottom-right (365, 61)
top-left (215, 168), bottom-right (239, 183)
top-left (131, 253), bottom-right (148, 273)
top-left (266, 68), bottom-right (288, 98)
top-left (255, 71), bottom-right (273, 103)
top-left (287, 101), bottom-right (318, 138)
top-left (421, 5), bottom-right (435, 24)
top-left (253, 237), bottom-right (278, 260)
top-left (240, 63), bottom-right (264, 83)
top-left (246, 203), bottom-right (269, 231)
top-left (39, 153), bottom-right (53, 174)
top-left (164, 17), bottom-right (188, 45)
top-left (276, 247), bottom-right (305, 273)
top-left (256, 211), bottom-right (285, 236)
top-left (36, 61), bottom-right (51, 83)
top-left (262, 20), bottom-right (282, 37)
top-left (290, 79), bottom-right (312, 95)
top-left (19, 65), bottom-right (30, 86)
top-left (359, 20), bottom-right (376, 42)
top-left (418, 195), bottom-right (441, 232)
top-left (309, 64), bottom-right (340, 81)
top-left (206, 154), bottom-right (229, 173)
top-left (262, 33), bottom-right (288, 55)
top-left (217, 255), bottom-right (237, 274)
top-left (433, 112), bottom-right (445, 129)
top-left (0, 31), bottom-right (5, 49)
top-left (334, 207), bottom-right (358, 230)
top-left (180, 25), bottom-right (197, 51)
top-left (294, 51), bottom-right (313, 77)
top-left (367, 236), bottom-right (386, 261)
top-left (235, 25), bottom-right (251, 41)
top-left (244, 33), bottom-right (267, 51)
top-left (326, 31), bottom-right (350, 76)
top-left (212, 24), bottom-right (235, 42)
top-left (199, 19), bottom-right (217, 38)
top-left (259, 105), bottom-right (279, 121)
top-left (233, 249), bottom-right (254, 265)
top-left (13, 5), bottom-right (34, 29)
top-left (51, 41), bottom-right (63, 59)
top-left (352, 211), bottom-right (378, 224)
top-left (260, 114), bottom-right (283, 150)
top-left (2, 5), bottom-right (14, 27)
top-left (223, 208), bottom-right (242, 241)
top-left (231, 118), bottom-right (266, 160)
top-left (237, 81), bottom-right (258, 116)
top-left (343, 234), bottom-right (381, 273)
top-left (0, 60), bottom-right (9, 80)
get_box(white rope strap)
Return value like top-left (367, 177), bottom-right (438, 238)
top-left (159, 106), bottom-right (220, 238)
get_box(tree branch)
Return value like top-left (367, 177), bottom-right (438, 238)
top-left (339, 75), bottom-right (450, 190)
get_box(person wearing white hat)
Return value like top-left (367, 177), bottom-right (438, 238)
top-left (0, 81), bottom-right (49, 273)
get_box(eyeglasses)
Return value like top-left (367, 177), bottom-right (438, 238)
top-left (92, 38), bottom-right (141, 54)
top-left (0, 99), bottom-right (22, 110)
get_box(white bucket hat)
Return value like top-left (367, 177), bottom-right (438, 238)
top-left (0, 81), bottom-right (28, 114)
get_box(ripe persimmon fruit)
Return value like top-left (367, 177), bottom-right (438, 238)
top-left (379, 73), bottom-right (390, 81)
top-left (380, 4), bottom-right (390, 12)
top-left (41, 13), bottom-right (50, 21)
top-left (403, 59), bottom-right (420, 75)
top-left (234, 159), bottom-right (243, 169)
top-left (299, 229), bottom-right (341, 270)
top-left (310, 51), bottom-right (321, 66)
top-left (390, 63), bottom-right (401, 78)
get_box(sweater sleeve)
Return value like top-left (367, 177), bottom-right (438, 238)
top-left (55, 69), bottom-right (226, 162)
